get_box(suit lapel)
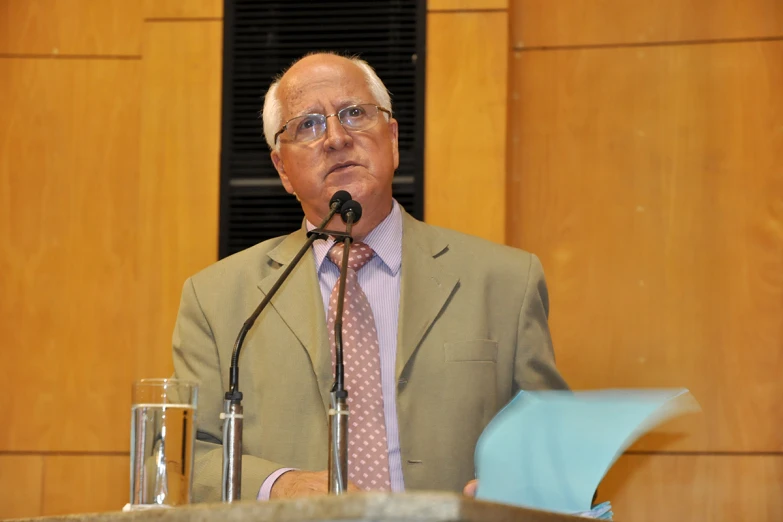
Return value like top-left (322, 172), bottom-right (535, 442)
top-left (257, 228), bottom-right (332, 412)
top-left (396, 212), bottom-right (459, 380)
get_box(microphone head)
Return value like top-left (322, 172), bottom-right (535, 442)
top-left (340, 200), bottom-right (363, 224)
top-left (329, 190), bottom-right (352, 210)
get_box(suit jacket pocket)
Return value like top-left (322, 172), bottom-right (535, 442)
top-left (444, 339), bottom-right (498, 362)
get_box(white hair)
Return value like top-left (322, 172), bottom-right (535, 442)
top-left (261, 53), bottom-right (392, 151)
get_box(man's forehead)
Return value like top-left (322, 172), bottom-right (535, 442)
top-left (278, 59), bottom-right (372, 115)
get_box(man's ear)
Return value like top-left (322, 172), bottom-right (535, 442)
top-left (271, 150), bottom-right (294, 194)
top-left (390, 118), bottom-right (400, 171)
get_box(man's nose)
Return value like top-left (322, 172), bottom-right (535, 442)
top-left (323, 114), bottom-right (352, 150)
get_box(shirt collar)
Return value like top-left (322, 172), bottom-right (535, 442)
top-left (308, 199), bottom-right (403, 275)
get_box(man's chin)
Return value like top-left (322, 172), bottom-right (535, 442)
top-left (321, 179), bottom-right (392, 214)
top-left (324, 182), bottom-right (367, 203)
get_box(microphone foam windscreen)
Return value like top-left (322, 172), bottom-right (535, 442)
top-left (340, 200), bottom-right (363, 223)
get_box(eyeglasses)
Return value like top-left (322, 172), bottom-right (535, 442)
top-left (274, 104), bottom-right (392, 145)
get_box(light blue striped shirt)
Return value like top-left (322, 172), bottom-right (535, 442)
top-left (309, 199), bottom-right (405, 492)
top-left (258, 200), bottom-right (405, 498)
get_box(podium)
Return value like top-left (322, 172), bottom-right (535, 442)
top-left (9, 492), bottom-right (586, 522)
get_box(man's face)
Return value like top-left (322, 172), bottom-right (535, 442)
top-left (270, 56), bottom-right (399, 224)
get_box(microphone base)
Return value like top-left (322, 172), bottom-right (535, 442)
top-left (327, 391), bottom-right (349, 494)
top-left (221, 399), bottom-right (243, 502)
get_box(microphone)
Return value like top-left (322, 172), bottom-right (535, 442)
top-left (328, 199), bottom-right (363, 495)
top-left (332, 200), bottom-right (362, 394)
top-left (340, 199), bottom-right (363, 226)
top-left (221, 190), bottom-right (351, 502)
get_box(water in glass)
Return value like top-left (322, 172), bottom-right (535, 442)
top-left (130, 402), bottom-right (195, 506)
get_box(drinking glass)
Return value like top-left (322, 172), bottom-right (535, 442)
top-left (130, 378), bottom-right (197, 508)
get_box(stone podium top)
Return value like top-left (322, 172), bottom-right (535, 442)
top-left (13, 492), bottom-right (585, 522)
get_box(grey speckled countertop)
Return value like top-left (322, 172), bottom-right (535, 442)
top-left (11, 492), bottom-right (584, 522)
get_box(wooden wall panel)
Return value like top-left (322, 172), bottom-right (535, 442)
top-left (41, 455), bottom-right (128, 515)
top-left (0, 58), bottom-right (142, 452)
top-left (0, 0), bottom-right (142, 56)
top-left (512, 0), bottom-right (783, 47)
top-left (136, 21), bottom-right (222, 375)
top-left (508, 41), bottom-right (783, 452)
top-left (428, 0), bottom-right (508, 11)
top-left (0, 2), bottom-right (224, 517)
top-left (598, 454), bottom-right (783, 522)
top-left (143, 0), bottom-right (223, 20)
top-left (0, 455), bottom-right (44, 518)
top-left (425, 12), bottom-right (508, 244)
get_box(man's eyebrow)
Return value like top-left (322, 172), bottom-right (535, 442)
top-left (298, 99), bottom-right (363, 115)
top-left (299, 104), bottom-right (324, 115)
top-left (335, 99), bottom-right (363, 110)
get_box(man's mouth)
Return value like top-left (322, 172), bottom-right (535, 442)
top-left (328, 162), bottom-right (360, 174)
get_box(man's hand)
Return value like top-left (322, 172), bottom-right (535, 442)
top-left (463, 479), bottom-right (478, 497)
top-left (270, 470), bottom-right (361, 499)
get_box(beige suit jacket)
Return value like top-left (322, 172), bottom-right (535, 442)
top-left (172, 209), bottom-right (567, 502)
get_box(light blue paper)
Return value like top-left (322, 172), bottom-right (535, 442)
top-left (474, 388), bottom-right (698, 514)
top-left (574, 501), bottom-right (613, 520)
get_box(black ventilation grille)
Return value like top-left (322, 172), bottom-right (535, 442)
top-left (219, 0), bottom-right (426, 258)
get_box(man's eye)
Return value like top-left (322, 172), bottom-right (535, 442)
top-left (346, 106), bottom-right (366, 118)
top-left (298, 117), bottom-right (319, 130)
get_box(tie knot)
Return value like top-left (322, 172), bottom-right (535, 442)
top-left (328, 241), bottom-right (374, 271)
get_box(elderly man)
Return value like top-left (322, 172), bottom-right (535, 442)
top-left (172, 52), bottom-right (568, 503)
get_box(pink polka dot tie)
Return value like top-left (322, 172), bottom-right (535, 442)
top-left (327, 242), bottom-right (391, 491)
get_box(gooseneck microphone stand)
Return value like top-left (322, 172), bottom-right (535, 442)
top-left (328, 200), bottom-right (363, 495)
top-left (221, 190), bottom-right (352, 502)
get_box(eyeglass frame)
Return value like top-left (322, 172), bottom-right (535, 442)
top-left (273, 104), bottom-right (392, 145)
